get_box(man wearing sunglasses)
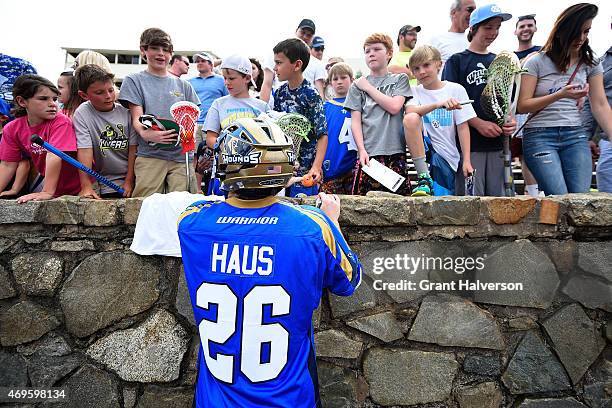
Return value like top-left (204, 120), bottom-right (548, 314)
top-left (168, 54), bottom-right (190, 78)
top-left (389, 24), bottom-right (420, 85)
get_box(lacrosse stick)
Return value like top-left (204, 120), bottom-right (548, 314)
top-left (31, 135), bottom-right (125, 195)
top-left (274, 113), bottom-right (312, 168)
top-left (170, 102), bottom-right (201, 192)
top-left (481, 51), bottom-right (526, 197)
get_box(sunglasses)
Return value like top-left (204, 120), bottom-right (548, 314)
top-left (313, 47), bottom-right (325, 52)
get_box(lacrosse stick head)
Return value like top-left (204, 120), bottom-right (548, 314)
top-left (215, 116), bottom-right (294, 192)
top-left (170, 101), bottom-right (201, 153)
top-left (274, 113), bottom-right (312, 162)
top-left (480, 51), bottom-right (525, 127)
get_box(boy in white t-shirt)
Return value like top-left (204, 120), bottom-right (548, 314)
top-left (403, 45), bottom-right (475, 195)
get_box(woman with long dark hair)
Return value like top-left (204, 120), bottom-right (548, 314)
top-left (518, 3), bottom-right (612, 195)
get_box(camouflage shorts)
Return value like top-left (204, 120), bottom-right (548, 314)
top-left (320, 169), bottom-right (356, 195)
top-left (353, 153), bottom-right (412, 196)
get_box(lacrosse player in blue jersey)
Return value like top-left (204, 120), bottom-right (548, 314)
top-left (178, 116), bottom-right (361, 408)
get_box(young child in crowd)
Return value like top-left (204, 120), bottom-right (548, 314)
top-left (73, 64), bottom-right (138, 199)
top-left (119, 27), bottom-right (200, 197)
top-left (344, 33), bottom-right (412, 196)
top-left (320, 62), bottom-right (357, 194)
top-left (204, 54), bottom-right (270, 195)
top-left (403, 45), bottom-right (475, 196)
top-left (57, 70), bottom-right (84, 118)
top-left (0, 75), bottom-right (80, 202)
top-left (442, 4), bottom-right (516, 196)
top-left (273, 38), bottom-right (328, 197)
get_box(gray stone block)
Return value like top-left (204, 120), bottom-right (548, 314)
top-left (582, 356), bottom-right (612, 408)
top-left (329, 277), bottom-right (380, 318)
top-left (502, 331), bottom-right (571, 394)
top-left (87, 310), bottom-right (189, 383)
top-left (474, 239), bottom-right (559, 309)
top-left (11, 253), bottom-right (63, 296)
top-left (0, 351), bottom-right (28, 387)
top-left (543, 303), bottom-right (606, 384)
top-left (347, 311), bottom-right (404, 343)
top-left (0, 301), bottom-right (59, 346)
top-left (175, 266), bottom-right (194, 326)
top-left (518, 397), bottom-right (588, 407)
top-left (566, 194), bottom-right (612, 226)
top-left (409, 294), bottom-right (504, 349)
top-left (27, 352), bottom-right (82, 388)
top-left (83, 199), bottom-right (120, 226)
top-left (455, 382), bottom-right (503, 408)
top-left (415, 196), bottom-right (481, 225)
top-left (136, 385), bottom-right (194, 408)
top-left (123, 386), bottom-right (138, 408)
top-left (315, 329), bottom-right (362, 359)
top-left (60, 251), bottom-right (160, 337)
top-left (562, 275), bottom-right (612, 312)
top-left (0, 200), bottom-right (43, 224)
top-left (50, 240), bottom-right (95, 252)
top-left (576, 242), bottom-right (612, 281)
top-left (0, 264), bottom-right (16, 299)
top-left (463, 355), bottom-right (502, 377)
top-left (317, 361), bottom-right (360, 408)
top-left (42, 365), bottom-right (119, 408)
top-left (339, 195), bottom-right (415, 226)
top-left (363, 348), bottom-right (458, 406)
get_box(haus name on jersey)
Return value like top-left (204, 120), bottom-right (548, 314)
top-left (216, 216), bottom-right (279, 225)
top-left (211, 242), bottom-right (275, 276)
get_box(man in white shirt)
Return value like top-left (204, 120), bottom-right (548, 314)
top-left (428, 0), bottom-right (476, 69)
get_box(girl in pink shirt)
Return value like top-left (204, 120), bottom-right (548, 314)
top-left (0, 74), bottom-right (80, 203)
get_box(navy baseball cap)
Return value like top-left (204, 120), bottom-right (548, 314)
top-left (311, 36), bottom-right (325, 49)
top-left (469, 4), bottom-right (512, 27)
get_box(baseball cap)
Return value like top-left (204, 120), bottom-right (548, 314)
top-left (193, 52), bottom-right (213, 62)
top-left (220, 54), bottom-right (252, 76)
top-left (311, 36), bottom-right (325, 49)
top-left (469, 4), bottom-right (512, 27)
top-left (397, 25), bottom-right (421, 45)
top-left (297, 18), bottom-right (316, 32)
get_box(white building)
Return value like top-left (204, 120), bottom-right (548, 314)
top-left (62, 48), bottom-right (218, 84)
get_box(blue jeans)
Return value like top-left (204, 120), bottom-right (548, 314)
top-left (597, 139), bottom-right (612, 193)
top-left (522, 126), bottom-right (592, 195)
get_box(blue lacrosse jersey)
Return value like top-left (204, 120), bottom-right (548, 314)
top-left (178, 196), bottom-right (362, 408)
top-left (322, 98), bottom-right (357, 180)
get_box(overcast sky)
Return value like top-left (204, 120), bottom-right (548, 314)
top-left (2, 0), bottom-right (611, 80)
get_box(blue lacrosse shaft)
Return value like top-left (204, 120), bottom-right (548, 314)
top-left (31, 134), bottom-right (125, 195)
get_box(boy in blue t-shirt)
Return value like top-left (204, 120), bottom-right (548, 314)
top-left (272, 38), bottom-right (328, 197)
top-left (321, 63), bottom-right (357, 194)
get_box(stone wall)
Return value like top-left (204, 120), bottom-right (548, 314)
top-left (0, 194), bottom-right (610, 408)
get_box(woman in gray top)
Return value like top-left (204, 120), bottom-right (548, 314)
top-left (517, 3), bottom-right (612, 195)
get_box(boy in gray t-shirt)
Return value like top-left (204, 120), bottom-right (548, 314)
top-left (344, 33), bottom-right (412, 195)
top-left (118, 28), bottom-right (200, 197)
top-left (73, 65), bottom-right (138, 198)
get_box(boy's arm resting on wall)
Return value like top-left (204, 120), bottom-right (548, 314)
top-left (123, 145), bottom-right (137, 198)
top-left (76, 148), bottom-right (100, 199)
top-left (0, 160), bottom-right (20, 194)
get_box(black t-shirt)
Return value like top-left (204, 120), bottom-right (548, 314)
top-left (442, 50), bottom-right (500, 152)
top-left (515, 46), bottom-right (541, 61)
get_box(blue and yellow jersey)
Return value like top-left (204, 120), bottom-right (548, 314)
top-left (178, 196), bottom-right (361, 408)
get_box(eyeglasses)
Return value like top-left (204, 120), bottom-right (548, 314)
top-left (313, 47), bottom-right (324, 52)
top-left (183, 60), bottom-right (190, 66)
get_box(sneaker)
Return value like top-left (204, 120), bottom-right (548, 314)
top-left (411, 173), bottom-right (433, 197)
